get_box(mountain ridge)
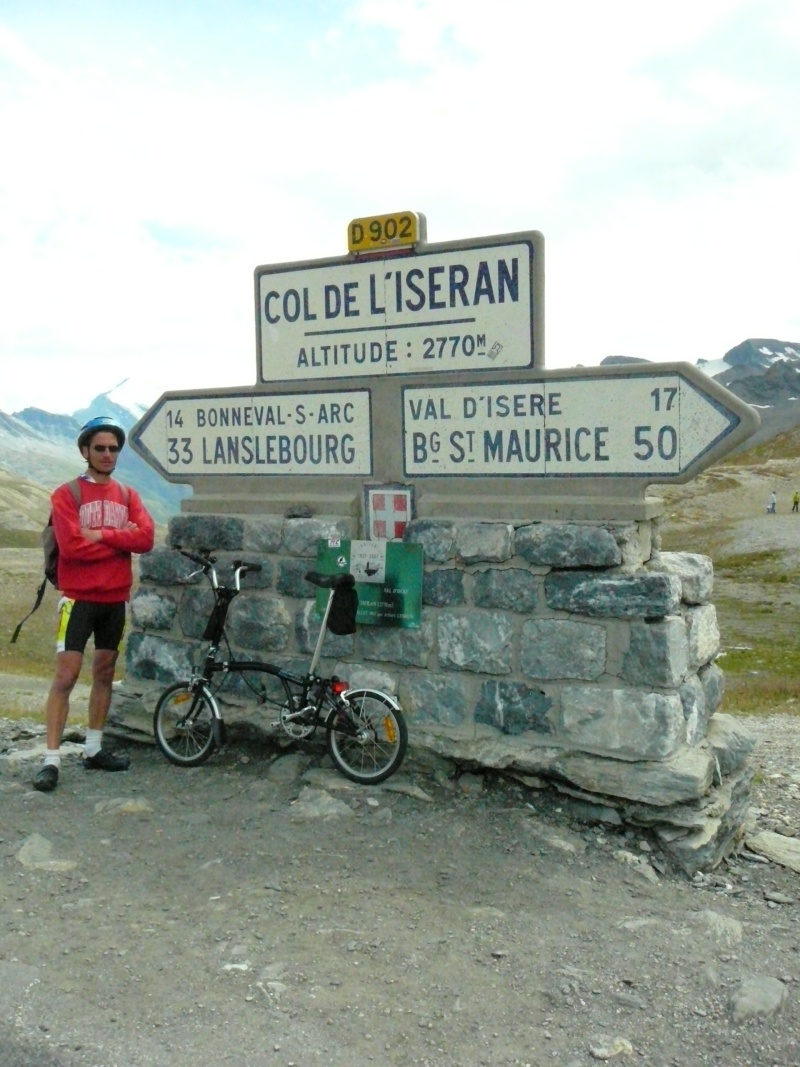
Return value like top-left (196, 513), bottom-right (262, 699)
top-left (0, 381), bottom-right (188, 526)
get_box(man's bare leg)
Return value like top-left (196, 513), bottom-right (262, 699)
top-left (33, 651), bottom-right (83, 792)
top-left (83, 649), bottom-right (129, 771)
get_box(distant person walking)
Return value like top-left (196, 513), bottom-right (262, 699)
top-left (792, 491), bottom-right (799, 513)
top-left (32, 417), bottom-right (155, 793)
top-left (767, 491), bottom-right (777, 514)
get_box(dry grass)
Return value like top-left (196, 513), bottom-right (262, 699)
top-left (1, 548), bottom-right (60, 678)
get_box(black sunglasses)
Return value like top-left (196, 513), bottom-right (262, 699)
top-left (91, 444), bottom-right (120, 453)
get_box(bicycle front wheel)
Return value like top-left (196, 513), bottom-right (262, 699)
top-left (153, 683), bottom-right (218, 767)
top-left (326, 689), bottom-right (408, 784)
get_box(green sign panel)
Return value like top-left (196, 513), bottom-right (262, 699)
top-left (316, 539), bottom-right (423, 628)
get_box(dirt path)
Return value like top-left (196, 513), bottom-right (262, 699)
top-left (1, 700), bottom-right (799, 1067)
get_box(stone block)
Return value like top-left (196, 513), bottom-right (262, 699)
top-left (277, 558), bottom-right (318, 598)
top-left (359, 613), bottom-right (436, 668)
top-left (126, 633), bottom-right (195, 685)
top-left (685, 604), bottom-right (720, 669)
top-left (621, 617), bottom-right (688, 687)
top-left (515, 523), bottom-right (621, 568)
top-left (475, 680), bottom-right (554, 735)
top-left (557, 686), bottom-right (685, 759)
top-left (243, 517), bottom-right (284, 553)
top-left (655, 764), bottom-right (754, 874)
top-left (168, 514), bottom-right (245, 552)
top-left (130, 591), bottom-right (178, 632)
top-left (699, 662), bottom-right (725, 715)
top-left (545, 571), bottom-right (681, 619)
top-left (401, 673), bottom-right (472, 726)
top-left (423, 568), bottom-right (465, 607)
top-left (455, 522), bottom-right (514, 563)
top-left (553, 744), bottom-right (715, 805)
top-left (437, 610), bottom-right (514, 674)
top-left (177, 586), bottom-right (215, 639)
top-left (679, 674), bottom-right (710, 745)
top-left (403, 519), bottom-right (456, 563)
top-left (473, 569), bottom-right (539, 613)
top-left (706, 713), bottom-right (756, 776)
top-left (140, 546), bottom-right (198, 586)
top-left (227, 595), bottom-right (292, 654)
top-left (612, 522), bottom-right (652, 569)
top-left (649, 551), bottom-right (714, 604)
top-left (520, 619), bottom-right (606, 680)
top-left (282, 517), bottom-right (355, 557)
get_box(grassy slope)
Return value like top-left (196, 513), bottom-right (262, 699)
top-left (659, 425), bottom-right (800, 716)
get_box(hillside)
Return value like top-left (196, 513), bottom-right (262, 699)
top-left (0, 470), bottom-right (51, 538)
top-left (658, 425), bottom-right (800, 713)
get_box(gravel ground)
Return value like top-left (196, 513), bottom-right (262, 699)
top-left (0, 691), bottom-right (798, 1067)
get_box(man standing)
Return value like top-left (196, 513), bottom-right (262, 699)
top-left (33, 416), bottom-right (155, 793)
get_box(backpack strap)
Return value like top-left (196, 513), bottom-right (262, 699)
top-left (10, 577), bottom-right (48, 644)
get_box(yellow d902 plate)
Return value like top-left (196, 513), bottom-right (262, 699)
top-left (348, 211), bottom-right (420, 253)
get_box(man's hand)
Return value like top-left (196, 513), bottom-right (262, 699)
top-left (81, 527), bottom-right (103, 543)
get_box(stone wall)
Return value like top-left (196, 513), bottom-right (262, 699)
top-left (118, 511), bottom-right (755, 874)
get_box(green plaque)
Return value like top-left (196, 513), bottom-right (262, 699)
top-left (316, 539), bottom-right (423, 628)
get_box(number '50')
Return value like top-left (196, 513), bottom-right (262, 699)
top-left (634, 425), bottom-right (678, 461)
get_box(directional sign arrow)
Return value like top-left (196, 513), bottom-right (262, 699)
top-left (401, 363), bottom-right (760, 480)
top-left (129, 388), bottom-right (373, 480)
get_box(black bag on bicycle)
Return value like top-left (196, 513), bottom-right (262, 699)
top-left (327, 580), bottom-right (358, 635)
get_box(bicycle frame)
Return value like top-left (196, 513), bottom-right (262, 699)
top-left (178, 550), bottom-right (350, 738)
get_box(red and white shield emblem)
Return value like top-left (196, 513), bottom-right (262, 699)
top-left (370, 491), bottom-right (410, 540)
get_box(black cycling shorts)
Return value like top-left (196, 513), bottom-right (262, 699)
top-left (57, 599), bottom-right (126, 655)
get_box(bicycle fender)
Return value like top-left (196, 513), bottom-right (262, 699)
top-left (341, 688), bottom-right (402, 710)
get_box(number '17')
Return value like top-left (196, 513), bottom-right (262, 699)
top-left (651, 387), bottom-right (677, 411)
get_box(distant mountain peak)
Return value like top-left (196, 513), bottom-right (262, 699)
top-left (73, 379), bottom-right (150, 426)
top-left (3, 381), bottom-right (186, 523)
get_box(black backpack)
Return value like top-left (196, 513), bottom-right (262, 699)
top-left (11, 480), bottom-right (83, 644)
top-left (326, 579), bottom-right (359, 636)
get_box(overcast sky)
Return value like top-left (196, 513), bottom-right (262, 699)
top-left (1, 0), bottom-right (799, 414)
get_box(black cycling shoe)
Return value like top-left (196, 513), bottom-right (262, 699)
top-left (33, 765), bottom-right (59, 792)
top-left (82, 749), bottom-right (130, 772)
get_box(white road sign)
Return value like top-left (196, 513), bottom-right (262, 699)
top-left (131, 390), bottom-right (372, 478)
top-left (402, 369), bottom-right (757, 478)
top-left (255, 233), bottom-right (540, 384)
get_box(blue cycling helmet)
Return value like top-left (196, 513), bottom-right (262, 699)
top-left (78, 416), bottom-right (126, 452)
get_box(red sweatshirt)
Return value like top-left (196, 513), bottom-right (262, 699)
top-left (51, 475), bottom-right (155, 603)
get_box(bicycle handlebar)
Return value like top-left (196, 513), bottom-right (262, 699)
top-left (176, 546), bottom-right (217, 569)
top-left (174, 546), bottom-right (262, 591)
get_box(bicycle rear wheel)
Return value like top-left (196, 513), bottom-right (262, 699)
top-left (154, 683), bottom-right (218, 767)
top-left (326, 689), bottom-right (408, 784)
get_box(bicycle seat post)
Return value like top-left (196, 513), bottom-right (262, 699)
top-left (308, 586), bottom-right (336, 677)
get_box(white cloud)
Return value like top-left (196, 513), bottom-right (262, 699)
top-left (1, 0), bottom-right (799, 414)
